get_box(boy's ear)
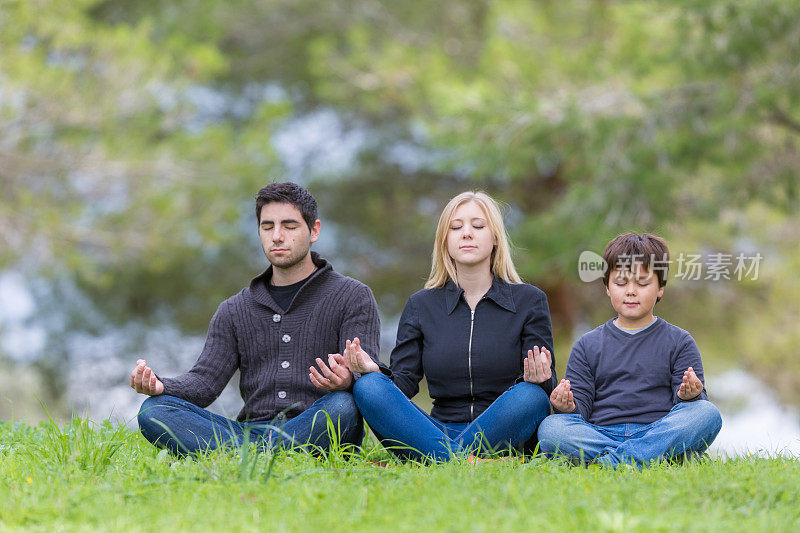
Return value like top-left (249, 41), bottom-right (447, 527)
top-left (656, 285), bottom-right (665, 303)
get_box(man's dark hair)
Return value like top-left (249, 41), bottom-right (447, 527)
top-left (602, 232), bottom-right (670, 288)
top-left (255, 182), bottom-right (318, 230)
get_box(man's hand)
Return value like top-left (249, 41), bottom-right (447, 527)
top-left (677, 366), bottom-right (703, 400)
top-left (523, 346), bottom-right (552, 384)
top-left (309, 353), bottom-right (354, 391)
top-left (130, 359), bottom-right (164, 396)
top-left (343, 337), bottom-right (379, 374)
top-left (550, 379), bottom-right (575, 413)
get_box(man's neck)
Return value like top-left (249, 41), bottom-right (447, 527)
top-left (270, 254), bottom-right (317, 286)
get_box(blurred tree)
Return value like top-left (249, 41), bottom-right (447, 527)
top-left (0, 0), bottom-right (289, 329)
top-left (3, 0), bottom-right (800, 402)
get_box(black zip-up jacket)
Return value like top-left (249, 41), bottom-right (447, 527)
top-left (384, 277), bottom-right (556, 423)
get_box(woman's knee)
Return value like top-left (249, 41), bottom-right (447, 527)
top-left (352, 371), bottom-right (392, 404)
top-left (508, 382), bottom-right (551, 417)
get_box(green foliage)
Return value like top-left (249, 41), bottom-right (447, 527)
top-left (3, 1), bottom-right (800, 402)
top-left (0, 0), bottom-right (287, 329)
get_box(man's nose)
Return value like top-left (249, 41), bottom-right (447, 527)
top-left (271, 227), bottom-right (284, 242)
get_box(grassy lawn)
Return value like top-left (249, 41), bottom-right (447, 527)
top-left (1, 418), bottom-right (798, 532)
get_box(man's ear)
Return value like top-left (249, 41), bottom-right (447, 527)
top-left (310, 219), bottom-right (321, 243)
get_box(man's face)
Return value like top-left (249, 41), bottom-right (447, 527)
top-left (259, 202), bottom-right (320, 269)
top-left (605, 263), bottom-right (664, 323)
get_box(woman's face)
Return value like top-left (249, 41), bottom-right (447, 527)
top-left (446, 200), bottom-right (495, 269)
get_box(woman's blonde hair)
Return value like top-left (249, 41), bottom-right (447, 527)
top-left (424, 191), bottom-right (522, 289)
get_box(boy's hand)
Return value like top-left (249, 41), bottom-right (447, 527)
top-left (523, 346), bottom-right (552, 384)
top-left (343, 337), bottom-right (379, 374)
top-left (309, 353), bottom-right (353, 391)
top-left (550, 379), bottom-right (575, 413)
top-left (677, 366), bottom-right (703, 400)
top-left (130, 359), bottom-right (164, 396)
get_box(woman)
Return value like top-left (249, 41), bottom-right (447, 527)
top-left (344, 191), bottom-right (556, 462)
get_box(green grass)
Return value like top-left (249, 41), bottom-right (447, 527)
top-left (1, 418), bottom-right (798, 532)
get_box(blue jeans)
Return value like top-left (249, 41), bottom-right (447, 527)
top-left (137, 391), bottom-right (364, 456)
top-left (352, 372), bottom-right (551, 462)
top-left (537, 400), bottom-right (722, 468)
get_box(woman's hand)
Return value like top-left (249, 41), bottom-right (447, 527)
top-left (343, 337), bottom-right (380, 374)
top-left (523, 346), bottom-right (552, 384)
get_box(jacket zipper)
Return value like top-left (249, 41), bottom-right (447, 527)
top-left (468, 308), bottom-right (475, 420)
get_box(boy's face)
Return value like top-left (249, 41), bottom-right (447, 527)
top-left (605, 263), bottom-right (664, 326)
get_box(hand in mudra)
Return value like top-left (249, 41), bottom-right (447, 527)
top-left (129, 359), bottom-right (164, 396)
top-left (343, 337), bottom-right (379, 374)
top-left (309, 353), bottom-right (353, 391)
top-left (523, 346), bottom-right (552, 384)
top-left (550, 379), bottom-right (575, 413)
top-left (677, 366), bottom-right (704, 400)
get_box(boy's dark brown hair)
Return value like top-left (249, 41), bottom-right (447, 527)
top-left (602, 232), bottom-right (670, 288)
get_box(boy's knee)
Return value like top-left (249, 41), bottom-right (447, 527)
top-left (536, 415), bottom-right (567, 454)
top-left (694, 400), bottom-right (723, 431)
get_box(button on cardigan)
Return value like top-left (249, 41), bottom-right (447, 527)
top-left (385, 277), bottom-right (556, 424)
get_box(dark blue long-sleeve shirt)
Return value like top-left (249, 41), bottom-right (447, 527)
top-left (565, 317), bottom-right (708, 426)
top-left (385, 277), bottom-right (556, 424)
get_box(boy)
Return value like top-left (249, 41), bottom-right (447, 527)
top-left (537, 233), bottom-right (722, 468)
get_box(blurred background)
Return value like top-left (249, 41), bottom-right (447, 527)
top-left (1, 0), bottom-right (799, 456)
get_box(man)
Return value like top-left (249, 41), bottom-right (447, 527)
top-left (130, 182), bottom-right (383, 455)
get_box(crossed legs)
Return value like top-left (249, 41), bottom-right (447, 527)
top-left (137, 391), bottom-right (364, 456)
top-left (538, 400), bottom-right (723, 468)
top-left (353, 372), bottom-right (550, 462)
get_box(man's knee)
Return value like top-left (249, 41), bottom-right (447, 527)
top-left (137, 394), bottom-right (179, 438)
top-left (307, 391), bottom-right (364, 447)
top-left (316, 391), bottom-right (360, 423)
